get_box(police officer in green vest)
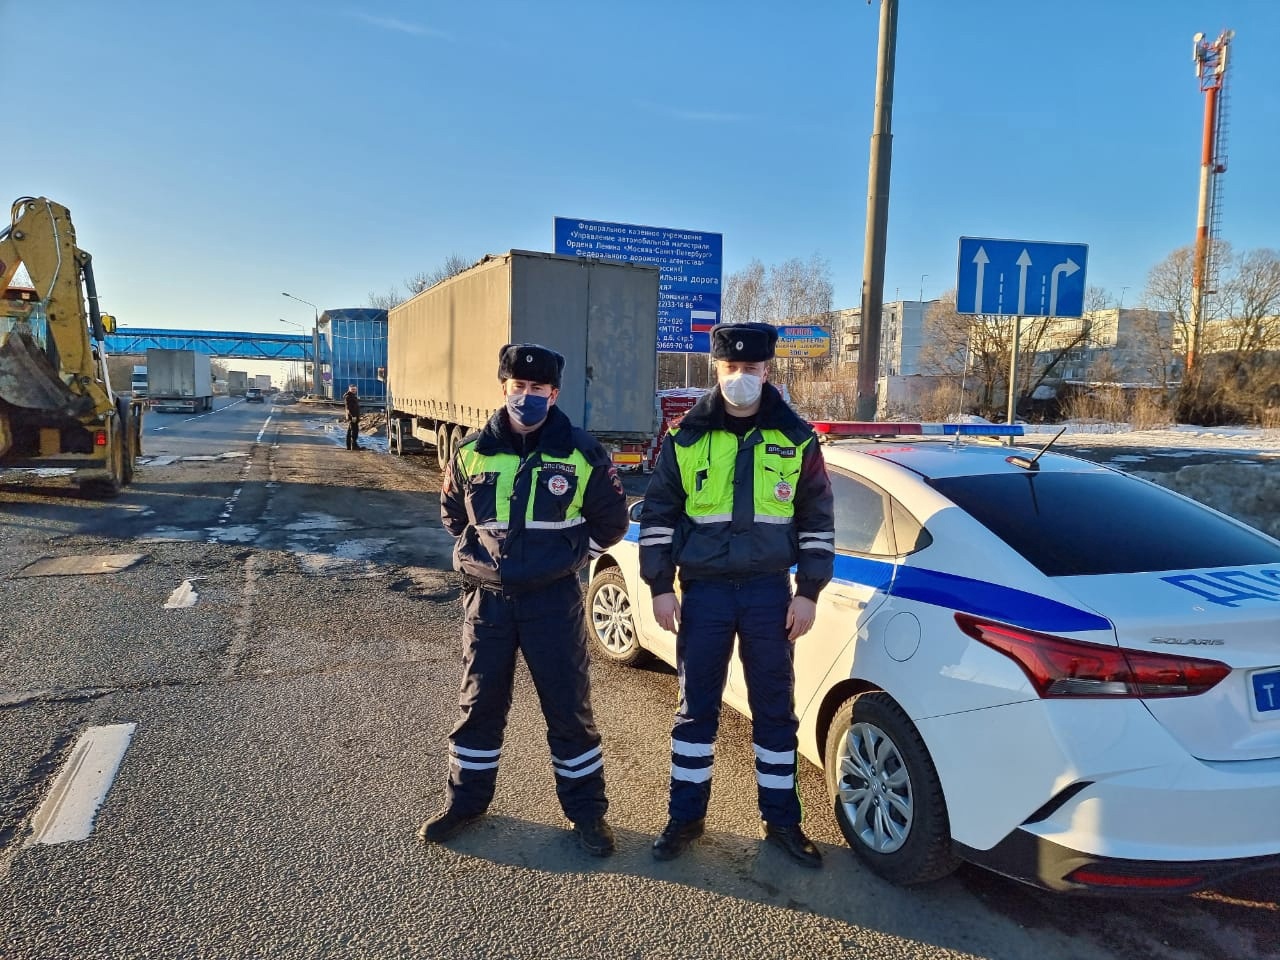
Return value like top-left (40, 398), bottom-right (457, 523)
top-left (418, 343), bottom-right (629, 856)
top-left (639, 322), bottom-right (835, 867)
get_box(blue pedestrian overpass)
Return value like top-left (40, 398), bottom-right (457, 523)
top-left (106, 327), bottom-right (319, 361)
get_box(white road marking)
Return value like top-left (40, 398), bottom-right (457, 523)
top-left (256, 416), bottom-right (273, 442)
top-left (26, 724), bottom-right (137, 846)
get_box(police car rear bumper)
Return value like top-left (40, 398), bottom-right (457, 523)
top-left (957, 829), bottom-right (1280, 895)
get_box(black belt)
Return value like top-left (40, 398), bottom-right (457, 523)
top-left (461, 573), bottom-right (575, 596)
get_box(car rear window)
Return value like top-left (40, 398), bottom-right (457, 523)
top-left (929, 471), bottom-right (1280, 577)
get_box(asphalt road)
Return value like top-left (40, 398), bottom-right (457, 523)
top-left (1, 400), bottom-right (1276, 960)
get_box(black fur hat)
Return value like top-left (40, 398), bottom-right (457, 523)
top-left (710, 322), bottom-right (778, 362)
top-left (497, 343), bottom-right (565, 387)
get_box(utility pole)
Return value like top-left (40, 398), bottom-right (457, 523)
top-left (855, 0), bottom-right (898, 421)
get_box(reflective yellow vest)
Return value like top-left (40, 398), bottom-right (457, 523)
top-left (669, 427), bottom-right (812, 525)
top-left (454, 444), bottom-right (593, 530)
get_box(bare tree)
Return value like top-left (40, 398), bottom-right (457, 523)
top-left (1146, 243), bottom-right (1279, 423)
top-left (720, 255), bottom-right (835, 384)
top-left (1215, 248), bottom-right (1280, 355)
top-left (366, 287), bottom-right (404, 310)
top-left (918, 288), bottom-right (1105, 418)
top-left (368, 253), bottom-right (475, 311)
top-left (408, 253), bottom-right (473, 295)
top-left (721, 255), bottom-right (833, 327)
top-left (1143, 242), bottom-right (1235, 361)
top-left (722, 259), bottom-right (768, 325)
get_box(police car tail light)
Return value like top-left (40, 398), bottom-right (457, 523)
top-left (955, 614), bottom-right (1231, 699)
top-left (810, 421), bottom-right (1024, 438)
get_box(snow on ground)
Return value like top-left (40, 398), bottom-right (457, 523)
top-left (1017, 421), bottom-right (1279, 540)
top-left (1020, 421), bottom-right (1280, 456)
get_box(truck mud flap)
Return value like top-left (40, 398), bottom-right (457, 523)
top-left (0, 328), bottom-right (93, 415)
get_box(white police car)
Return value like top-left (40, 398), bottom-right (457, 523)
top-left (586, 422), bottom-right (1280, 894)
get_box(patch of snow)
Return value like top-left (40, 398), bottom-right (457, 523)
top-left (284, 513), bottom-right (352, 532)
top-left (206, 525), bottom-right (259, 543)
top-left (163, 579), bottom-right (200, 609)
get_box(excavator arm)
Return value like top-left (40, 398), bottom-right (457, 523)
top-left (0, 196), bottom-right (113, 418)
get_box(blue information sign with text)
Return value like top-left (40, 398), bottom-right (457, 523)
top-left (957, 237), bottom-right (1089, 319)
top-left (555, 217), bottom-right (722, 353)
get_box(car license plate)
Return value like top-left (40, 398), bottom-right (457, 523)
top-left (1250, 669), bottom-right (1280, 717)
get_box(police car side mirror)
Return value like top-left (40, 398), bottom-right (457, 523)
top-left (628, 500), bottom-right (644, 522)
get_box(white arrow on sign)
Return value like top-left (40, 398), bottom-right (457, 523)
top-left (1016, 249), bottom-right (1032, 315)
top-left (971, 247), bottom-right (989, 314)
top-left (1049, 258), bottom-right (1081, 316)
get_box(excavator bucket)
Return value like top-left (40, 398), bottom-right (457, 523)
top-left (0, 326), bottom-right (93, 415)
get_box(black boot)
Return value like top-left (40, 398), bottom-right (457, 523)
top-left (573, 818), bottom-right (616, 857)
top-left (762, 822), bottom-right (823, 868)
top-left (652, 817), bottom-right (705, 861)
top-left (416, 807), bottom-right (482, 843)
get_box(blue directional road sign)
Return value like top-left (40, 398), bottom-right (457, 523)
top-left (957, 237), bottom-right (1089, 318)
top-left (555, 217), bottom-right (722, 353)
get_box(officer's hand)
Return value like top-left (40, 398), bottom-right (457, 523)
top-left (786, 596), bottom-right (817, 642)
top-left (653, 593), bottom-right (681, 634)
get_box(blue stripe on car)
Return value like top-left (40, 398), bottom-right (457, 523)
top-left (832, 554), bottom-right (1111, 633)
top-left (623, 522), bottom-right (1109, 634)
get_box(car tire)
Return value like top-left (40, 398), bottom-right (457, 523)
top-left (824, 691), bottom-right (959, 885)
top-left (585, 567), bottom-right (647, 666)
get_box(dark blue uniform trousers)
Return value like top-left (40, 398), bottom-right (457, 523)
top-left (669, 572), bottom-right (802, 826)
top-left (446, 575), bottom-right (608, 823)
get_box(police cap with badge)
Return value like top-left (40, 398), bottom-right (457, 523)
top-left (709, 322), bottom-right (778, 362)
top-left (497, 343), bottom-right (565, 387)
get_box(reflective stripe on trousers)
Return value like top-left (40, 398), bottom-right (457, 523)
top-left (668, 573), bottom-right (801, 826)
top-left (445, 576), bottom-right (607, 821)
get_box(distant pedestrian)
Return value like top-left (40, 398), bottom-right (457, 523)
top-left (418, 343), bottom-right (630, 856)
top-left (344, 385), bottom-right (361, 450)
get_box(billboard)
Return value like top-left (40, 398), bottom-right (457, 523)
top-left (555, 217), bottom-right (722, 354)
top-left (775, 325), bottom-right (831, 358)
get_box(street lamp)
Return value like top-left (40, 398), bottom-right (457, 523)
top-left (282, 292), bottom-right (321, 397)
top-left (279, 318), bottom-right (310, 394)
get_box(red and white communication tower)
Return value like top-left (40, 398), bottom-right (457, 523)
top-left (1187, 29), bottom-right (1233, 372)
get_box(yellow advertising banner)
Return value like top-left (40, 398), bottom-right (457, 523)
top-left (775, 325), bottom-right (831, 358)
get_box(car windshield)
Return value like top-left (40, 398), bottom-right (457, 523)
top-left (929, 471), bottom-right (1280, 577)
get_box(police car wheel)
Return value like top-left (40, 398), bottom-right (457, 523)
top-left (824, 692), bottom-right (959, 886)
top-left (586, 567), bottom-right (647, 666)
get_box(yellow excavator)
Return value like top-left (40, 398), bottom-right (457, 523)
top-left (0, 196), bottom-right (141, 496)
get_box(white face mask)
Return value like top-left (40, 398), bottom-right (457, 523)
top-left (720, 372), bottom-right (763, 407)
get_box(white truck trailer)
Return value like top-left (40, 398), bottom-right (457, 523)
top-left (385, 250), bottom-right (659, 467)
top-left (146, 348), bottom-right (214, 414)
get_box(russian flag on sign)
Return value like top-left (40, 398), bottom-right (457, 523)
top-left (690, 310), bottom-right (718, 333)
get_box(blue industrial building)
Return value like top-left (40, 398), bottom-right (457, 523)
top-left (320, 308), bottom-right (387, 401)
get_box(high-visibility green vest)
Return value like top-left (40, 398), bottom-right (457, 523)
top-left (455, 444), bottom-right (593, 529)
top-left (669, 428), bottom-right (811, 525)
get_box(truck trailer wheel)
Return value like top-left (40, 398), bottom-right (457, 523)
top-left (436, 424), bottom-right (450, 470)
top-left (449, 426), bottom-right (466, 464)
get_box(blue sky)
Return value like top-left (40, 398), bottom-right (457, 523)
top-left (9, 0), bottom-right (1279, 338)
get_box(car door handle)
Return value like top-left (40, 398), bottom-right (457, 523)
top-left (828, 593), bottom-right (866, 610)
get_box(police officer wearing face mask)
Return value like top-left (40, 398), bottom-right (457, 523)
top-left (638, 322), bottom-right (835, 867)
top-left (418, 344), bottom-right (630, 857)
